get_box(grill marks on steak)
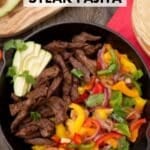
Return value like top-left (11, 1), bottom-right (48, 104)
top-left (10, 32), bottom-right (102, 145)
top-left (75, 50), bottom-right (97, 75)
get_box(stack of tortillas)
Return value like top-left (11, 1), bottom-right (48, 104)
top-left (132, 0), bottom-right (150, 56)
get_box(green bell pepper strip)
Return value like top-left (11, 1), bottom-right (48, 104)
top-left (85, 93), bottom-right (104, 108)
top-left (97, 47), bottom-right (118, 76)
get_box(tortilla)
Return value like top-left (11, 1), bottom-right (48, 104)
top-left (132, 0), bottom-right (150, 56)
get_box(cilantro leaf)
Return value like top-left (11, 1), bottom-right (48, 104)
top-left (71, 68), bottom-right (84, 79)
top-left (30, 111), bottom-right (41, 121)
top-left (4, 40), bottom-right (16, 51)
top-left (132, 69), bottom-right (143, 80)
top-left (3, 39), bottom-right (27, 52)
top-left (21, 71), bottom-right (35, 84)
top-left (15, 39), bottom-right (27, 52)
top-left (7, 66), bottom-right (17, 78)
top-left (116, 123), bottom-right (131, 137)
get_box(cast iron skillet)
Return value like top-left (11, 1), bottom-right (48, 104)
top-left (0, 23), bottom-right (150, 150)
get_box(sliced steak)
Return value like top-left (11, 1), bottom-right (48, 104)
top-left (27, 85), bottom-right (48, 100)
top-left (47, 76), bottom-right (62, 98)
top-left (75, 50), bottom-right (96, 74)
top-left (11, 93), bottom-right (22, 102)
top-left (11, 84), bottom-right (48, 131)
top-left (54, 54), bottom-right (72, 100)
top-left (61, 51), bottom-right (73, 60)
top-left (35, 65), bottom-right (60, 87)
top-left (16, 125), bottom-right (39, 138)
top-left (37, 119), bottom-right (55, 137)
top-left (25, 138), bottom-right (54, 145)
top-left (69, 56), bottom-right (90, 82)
top-left (36, 105), bottom-right (54, 118)
top-left (45, 40), bottom-right (68, 53)
top-left (72, 32), bottom-right (101, 43)
top-left (83, 43), bottom-right (102, 55)
top-left (9, 101), bottom-right (26, 116)
top-left (11, 105), bottom-right (30, 132)
top-left (47, 96), bottom-right (68, 124)
top-left (71, 77), bottom-right (79, 100)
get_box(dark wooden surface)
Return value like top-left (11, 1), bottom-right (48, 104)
top-left (0, 7), bottom-right (116, 150)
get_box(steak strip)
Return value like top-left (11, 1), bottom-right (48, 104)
top-left (35, 65), bottom-right (60, 87)
top-left (47, 96), bottom-right (68, 124)
top-left (72, 32), bottom-right (101, 43)
top-left (54, 54), bottom-right (72, 102)
top-left (69, 56), bottom-right (90, 82)
top-left (75, 50), bottom-right (96, 75)
top-left (25, 138), bottom-right (54, 145)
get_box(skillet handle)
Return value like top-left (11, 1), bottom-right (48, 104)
top-left (0, 126), bottom-right (12, 150)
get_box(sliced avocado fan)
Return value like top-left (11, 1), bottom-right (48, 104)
top-left (0, 0), bottom-right (21, 18)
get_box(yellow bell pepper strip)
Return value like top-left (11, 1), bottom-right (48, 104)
top-left (32, 145), bottom-right (45, 150)
top-left (85, 93), bottom-right (104, 108)
top-left (112, 81), bottom-right (139, 97)
top-left (103, 51), bottom-right (111, 64)
top-left (78, 77), bottom-right (96, 95)
top-left (93, 108), bottom-right (113, 120)
top-left (78, 118), bottom-right (100, 141)
top-left (129, 118), bottom-right (146, 142)
top-left (66, 103), bottom-right (86, 136)
top-left (96, 132), bottom-right (122, 147)
top-left (56, 124), bottom-right (68, 138)
top-left (106, 138), bottom-right (118, 149)
top-left (79, 127), bottom-right (96, 137)
top-left (119, 54), bottom-right (137, 74)
top-left (133, 97), bottom-right (147, 113)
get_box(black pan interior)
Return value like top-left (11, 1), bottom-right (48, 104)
top-left (0, 23), bottom-right (150, 150)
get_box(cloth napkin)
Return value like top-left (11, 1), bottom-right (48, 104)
top-left (107, 0), bottom-right (150, 70)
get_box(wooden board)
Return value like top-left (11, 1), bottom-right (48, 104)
top-left (0, 3), bottom-right (63, 38)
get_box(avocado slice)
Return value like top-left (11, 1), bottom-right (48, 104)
top-left (0, 0), bottom-right (21, 17)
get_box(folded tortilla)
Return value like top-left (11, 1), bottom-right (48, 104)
top-left (132, 0), bottom-right (150, 56)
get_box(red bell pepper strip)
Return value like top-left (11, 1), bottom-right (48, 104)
top-left (72, 133), bottom-right (82, 144)
top-left (96, 132), bottom-right (122, 147)
top-left (130, 118), bottom-right (146, 130)
top-left (129, 118), bottom-right (146, 142)
top-left (74, 92), bottom-right (89, 104)
top-left (51, 135), bottom-right (60, 144)
top-left (92, 82), bottom-right (104, 94)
